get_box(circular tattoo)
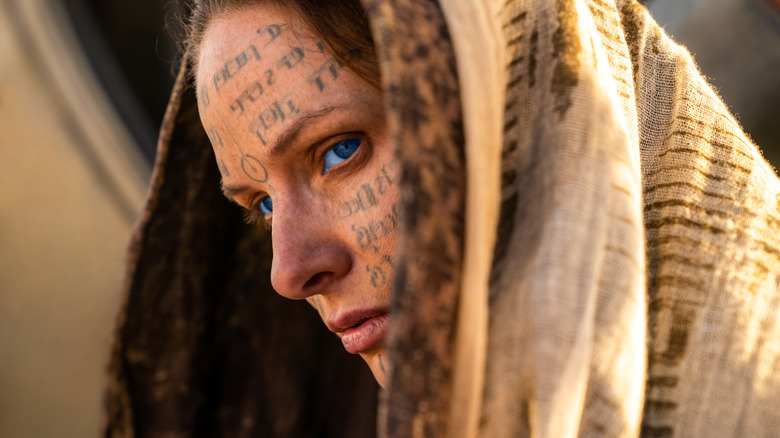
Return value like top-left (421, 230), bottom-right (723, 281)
top-left (241, 154), bottom-right (269, 183)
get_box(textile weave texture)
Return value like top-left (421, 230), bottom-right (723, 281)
top-left (474, 0), bottom-right (780, 436)
top-left (106, 0), bottom-right (780, 436)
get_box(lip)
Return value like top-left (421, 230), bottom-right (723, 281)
top-left (328, 309), bottom-right (389, 354)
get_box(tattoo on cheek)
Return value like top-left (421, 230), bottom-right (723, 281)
top-left (249, 93), bottom-right (301, 145)
top-left (366, 255), bottom-right (395, 289)
top-left (341, 166), bottom-right (397, 218)
top-left (352, 203), bottom-right (400, 254)
top-left (378, 354), bottom-right (386, 374)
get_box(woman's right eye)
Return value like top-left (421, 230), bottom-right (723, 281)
top-left (322, 138), bottom-right (361, 175)
top-left (258, 196), bottom-right (273, 215)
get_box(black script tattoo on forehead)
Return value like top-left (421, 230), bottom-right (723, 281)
top-left (198, 86), bottom-right (211, 109)
top-left (216, 159), bottom-right (230, 177)
top-left (230, 47), bottom-right (306, 116)
top-left (307, 57), bottom-right (345, 92)
top-left (213, 44), bottom-right (262, 91)
top-left (208, 126), bottom-right (225, 149)
top-left (230, 80), bottom-right (265, 115)
top-left (257, 23), bottom-right (285, 45)
top-left (276, 47), bottom-right (304, 70)
top-left (214, 111), bottom-right (270, 184)
top-left (307, 47), bottom-right (363, 92)
top-left (341, 165), bottom-right (397, 218)
top-left (352, 203), bottom-right (399, 254)
top-left (249, 93), bottom-right (301, 146)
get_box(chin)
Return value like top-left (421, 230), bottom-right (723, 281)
top-left (361, 349), bottom-right (388, 388)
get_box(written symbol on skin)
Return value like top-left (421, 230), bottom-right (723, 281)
top-left (276, 47), bottom-right (305, 70)
top-left (353, 203), bottom-right (399, 254)
top-left (257, 23), bottom-right (285, 45)
top-left (216, 159), bottom-right (230, 177)
top-left (198, 86), bottom-right (210, 109)
top-left (366, 255), bottom-right (394, 288)
top-left (241, 154), bottom-right (268, 183)
top-left (344, 184), bottom-right (379, 218)
top-left (213, 44), bottom-right (262, 91)
top-left (231, 81), bottom-right (265, 115)
top-left (308, 57), bottom-right (345, 92)
top-left (208, 126), bottom-right (225, 148)
top-left (341, 166), bottom-right (396, 218)
top-left (230, 47), bottom-right (304, 115)
top-left (249, 93), bottom-right (301, 145)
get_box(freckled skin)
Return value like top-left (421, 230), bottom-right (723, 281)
top-left (197, 4), bottom-right (397, 387)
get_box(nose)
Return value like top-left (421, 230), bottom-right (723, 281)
top-left (269, 199), bottom-right (352, 300)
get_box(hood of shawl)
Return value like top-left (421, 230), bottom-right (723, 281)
top-left (107, 0), bottom-right (468, 436)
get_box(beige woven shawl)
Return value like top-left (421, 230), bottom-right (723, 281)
top-left (434, 0), bottom-right (780, 436)
top-left (107, 0), bottom-right (780, 436)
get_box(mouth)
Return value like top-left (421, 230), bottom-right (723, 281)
top-left (329, 310), bottom-right (389, 354)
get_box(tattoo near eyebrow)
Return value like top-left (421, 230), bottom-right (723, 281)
top-left (268, 106), bottom-right (338, 158)
top-left (218, 105), bottom-right (348, 200)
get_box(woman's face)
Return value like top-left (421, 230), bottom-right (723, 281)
top-left (196, 4), bottom-right (396, 386)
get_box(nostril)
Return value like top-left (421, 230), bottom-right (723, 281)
top-left (304, 272), bottom-right (330, 290)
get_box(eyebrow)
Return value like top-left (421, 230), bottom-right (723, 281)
top-left (268, 106), bottom-right (337, 158)
top-left (221, 182), bottom-right (252, 200)
top-left (220, 105), bottom-right (341, 201)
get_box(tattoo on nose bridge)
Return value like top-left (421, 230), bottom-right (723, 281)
top-left (213, 44), bottom-right (261, 91)
top-left (249, 93), bottom-right (301, 145)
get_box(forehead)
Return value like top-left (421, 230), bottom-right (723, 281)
top-left (197, 5), bottom-right (310, 88)
top-left (195, 3), bottom-right (361, 151)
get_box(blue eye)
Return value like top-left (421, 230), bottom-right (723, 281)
top-left (258, 196), bottom-right (273, 215)
top-left (322, 138), bottom-right (361, 175)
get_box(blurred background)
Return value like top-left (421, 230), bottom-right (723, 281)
top-left (0, 0), bottom-right (777, 436)
top-left (0, 0), bottom-right (172, 436)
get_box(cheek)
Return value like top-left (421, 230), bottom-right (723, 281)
top-left (336, 161), bottom-right (400, 289)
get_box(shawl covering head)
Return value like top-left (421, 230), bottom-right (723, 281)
top-left (106, 0), bottom-right (780, 436)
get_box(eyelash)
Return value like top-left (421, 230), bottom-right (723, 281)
top-left (241, 135), bottom-right (365, 228)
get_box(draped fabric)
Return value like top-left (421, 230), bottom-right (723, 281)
top-left (106, 0), bottom-right (780, 436)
